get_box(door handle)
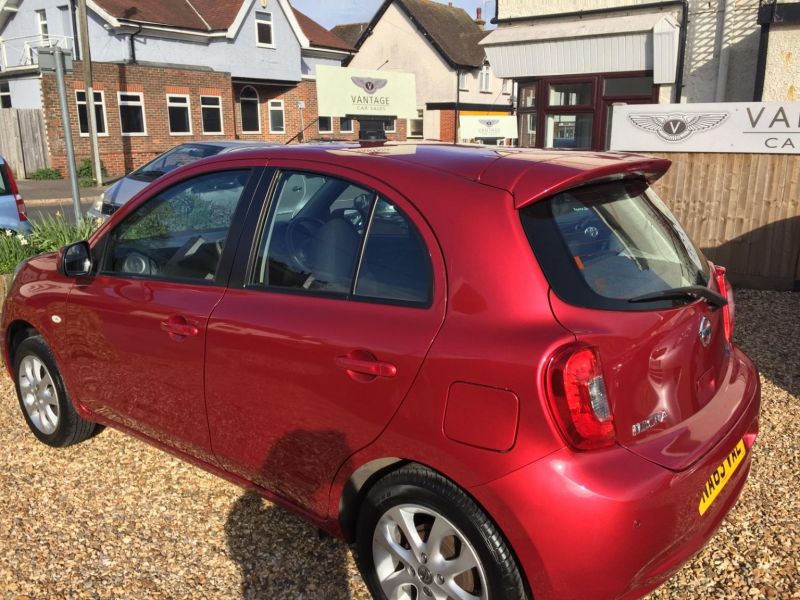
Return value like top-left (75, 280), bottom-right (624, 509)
top-left (160, 315), bottom-right (199, 339)
top-left (336, 355), bottom-right (397, 378)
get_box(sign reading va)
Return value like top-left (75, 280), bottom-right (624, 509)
top-left (610, 102), bottom-right (800, 154)
top-left (317, 66), bottom-right (417, 119)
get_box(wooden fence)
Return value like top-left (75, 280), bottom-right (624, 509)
top-left (0, 108), bottom-right (49, 178)
top-left (651, 152), bottom-right (800, 291)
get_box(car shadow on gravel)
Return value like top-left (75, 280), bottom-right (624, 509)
top-left (225, 429), bottom-right (356, 600)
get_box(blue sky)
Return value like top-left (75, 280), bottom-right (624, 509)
top-left (291, 0), bottom-right (496, 30)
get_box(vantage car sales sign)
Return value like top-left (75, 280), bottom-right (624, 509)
top-left (316, 65), bottom-right (417, 119)
top-left (610, 102), bottom-right (800, 154)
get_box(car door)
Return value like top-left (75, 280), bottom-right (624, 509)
top-left (63, 164), bottom-right (263, 464)
top-left (205, 163), bottom-right (446, 516)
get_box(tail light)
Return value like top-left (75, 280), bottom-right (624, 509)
top-left (714, 265), bottom-right (734, 342)
top-left (546, 345), bottom-right (615, 450)
top-left (5, 165), bottom-right (27, 222)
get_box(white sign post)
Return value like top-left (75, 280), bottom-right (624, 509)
top-left (610, 102), bottom-right (800, 154)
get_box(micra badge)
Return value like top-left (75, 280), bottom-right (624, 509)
top-left (632, 410), bottom-right (668, 437)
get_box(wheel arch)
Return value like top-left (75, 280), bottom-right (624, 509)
top-left (5, 320), bottom-right (40, 370)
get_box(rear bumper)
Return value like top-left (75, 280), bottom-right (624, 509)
top-left (470, 348), bottom-right (760, 600)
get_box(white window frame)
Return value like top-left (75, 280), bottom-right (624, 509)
top-left (166, 94), bottom-right (193, 136)
top-left (75, 89), bottom-right (108, 137)
top-left (117, 91), bottom-right (147, 137)
top-left (407, 109), bottom-right (423, 139)
top-left (480, 65), bottom-right (492, 93)
top-left (36, 9), bottom-right (49, 44)
top-left (384, 118), bottom-right (396, 133)
top-left (240, 86), bottom-right (261, 134)
top-left (318, 115), bottom-right (333, 134)
top-left (200, 95), bottom-right (224, 135)
top-left (268, 99), bottom-right (285, 134)
top-left (458, 71), bottom-right (469, 91)
top-left (501, 79), bottom-right (510, 95)
top-left (340, 116), bottom-right (354, 133)
top-left (255, 11), bottom-right (274, 48)
top-left (0, 82), bottom-right (11, 109)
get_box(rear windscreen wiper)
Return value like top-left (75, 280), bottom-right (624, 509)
top-left (628, 285), bottom-right (727, 310)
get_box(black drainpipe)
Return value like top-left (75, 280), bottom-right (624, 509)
top-left (128, 24), bottom-right (142, 64)
top-left (672, 0), bottom-right (689, 103)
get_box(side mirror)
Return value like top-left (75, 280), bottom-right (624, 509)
top-left (59, 241), bottom-right (92, 277)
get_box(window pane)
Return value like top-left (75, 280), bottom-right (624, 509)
top-left (603, 76), bottom-right (653, 97)
top-left (548, 82), bottom-right (592, 106)
top-left (201, 96), bottom-right (221, 107)
top-left (202, 106), bottom-right (222, 133)
top-left (169, 106), bottom-right (191, 134)
top-left (94, 103), bottom-right (106, 134)
top-left (355, 199), bottom-right (431, 304)
top-left (518, 83), bottom-right (536, 108)
top-left (78, 103), bottom-right (89, 134)
top-left (106, 170), bottom-right (251, 281)
top-left (120, 93), bottom-right (141, 103)
top-left (241, 100), bottom-right (259, 132)
top-left (545, 113), bottom-right (593, 149)
top-left (269, 104), bottom-right (284, 132)
top-left (120, 105), bottom-right (145, 134)
top-left (519, 112), bottom-right (536, 147)
top-left (254, 172), bottom-right (374, 294)
top-left (257, 22), bottom-right (272, 45)
top-left (318, 116), bottom-right (332, 132)
top-left (340, 117), bottom-right (353, 132)
top-left (1, 96), bottom-right (11, 109)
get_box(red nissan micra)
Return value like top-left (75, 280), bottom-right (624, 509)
top-left (2, 144), bottom-right (760, 600)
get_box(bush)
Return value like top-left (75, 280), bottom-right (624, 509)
top-left (0, 213), bottom-right (102, 274)
top-left (76, 159), bottom-right (107, 184)
top-left (29, 168), bottom-right (63, 181)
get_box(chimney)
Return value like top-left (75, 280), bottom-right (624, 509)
top-left (475, 7), bottom-right (485, 29)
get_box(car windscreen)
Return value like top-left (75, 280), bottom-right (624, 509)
top-left (131, 144), bottom-right (225, 181)
top-left (520, 179), bottom-right (710, 311)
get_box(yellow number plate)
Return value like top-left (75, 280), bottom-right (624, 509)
top-left (699, 439), bottom-right (746, 516)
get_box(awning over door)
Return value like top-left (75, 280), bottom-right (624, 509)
top-left (480, 13), bottom-right (680, 84)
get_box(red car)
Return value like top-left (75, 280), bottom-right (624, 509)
top-left (2, 144), bottom-right (759, 600)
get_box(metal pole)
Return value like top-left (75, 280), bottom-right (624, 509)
top-left (77, 0), bottom-right (103, 186)
top-left (54, 47), bottom-right (82, 224)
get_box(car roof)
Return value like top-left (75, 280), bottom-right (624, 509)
top-left (218, 143), bottom-right (671, 208)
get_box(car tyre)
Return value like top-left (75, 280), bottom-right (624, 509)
top-left (13, 336), bottom-right (96, 447)
top-left (356, 463), bottom-right (528, 600)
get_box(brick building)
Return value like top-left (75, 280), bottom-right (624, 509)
top-left (0, 0), bottom-right (408, 178)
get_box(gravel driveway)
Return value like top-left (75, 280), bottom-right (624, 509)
top-left (1, 289), bottom-right (798, 600)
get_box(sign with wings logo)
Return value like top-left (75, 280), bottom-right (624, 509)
top-left (611, 102), bottom-right (799, 154)
top-left (628, 113), bottom-right (729, 142)
top-left (460, 115), bottom-right (518, 139)
top-left (478, 119), bottom-right (500, 128)
top-left (351, 77), bottom-right (388, 95)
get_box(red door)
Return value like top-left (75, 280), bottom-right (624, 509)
top-left (63, 166), bottom-right (259, 464)
top-left (205, 164), bottom-right (446, 517)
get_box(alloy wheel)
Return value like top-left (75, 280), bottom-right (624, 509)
top-left (19, 354), bottom-right (60, 435)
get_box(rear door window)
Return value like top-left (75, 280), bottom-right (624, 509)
top-left (521, 179), bottom-right (709, 310)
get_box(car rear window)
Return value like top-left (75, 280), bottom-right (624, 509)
top-left (521, 179), bottom-right (709, 311)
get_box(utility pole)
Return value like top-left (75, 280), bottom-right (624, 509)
top-left (77, 0), bottom-right (103, 187)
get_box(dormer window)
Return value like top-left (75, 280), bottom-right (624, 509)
top-left (256, 12), bottom-right (274, 48)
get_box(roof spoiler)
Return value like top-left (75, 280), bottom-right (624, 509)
top-left (514, 157), bottom-right (672, 209)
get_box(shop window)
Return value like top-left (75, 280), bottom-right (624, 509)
top-left (548, 82), bottom-right (593, 107)
top-left (256, 12), bottom-right (274, 48)
top-left (167, 95), bottom-right (192, 135)
top-left (201, 96), bottom-right (223, 134)
top-left (545, 114), bottom-right (593, 149)
top-left (118, 92), bottom-right (146, 136)
top-left (240, 86), bottom-right (261, 133)
top-left (76, 90), bottom-right (107, 135)
top-left (269, 100), bottom-right (284, 134)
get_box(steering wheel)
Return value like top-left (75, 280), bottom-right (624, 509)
top-left (286, 217), bottom-right (325, 272)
